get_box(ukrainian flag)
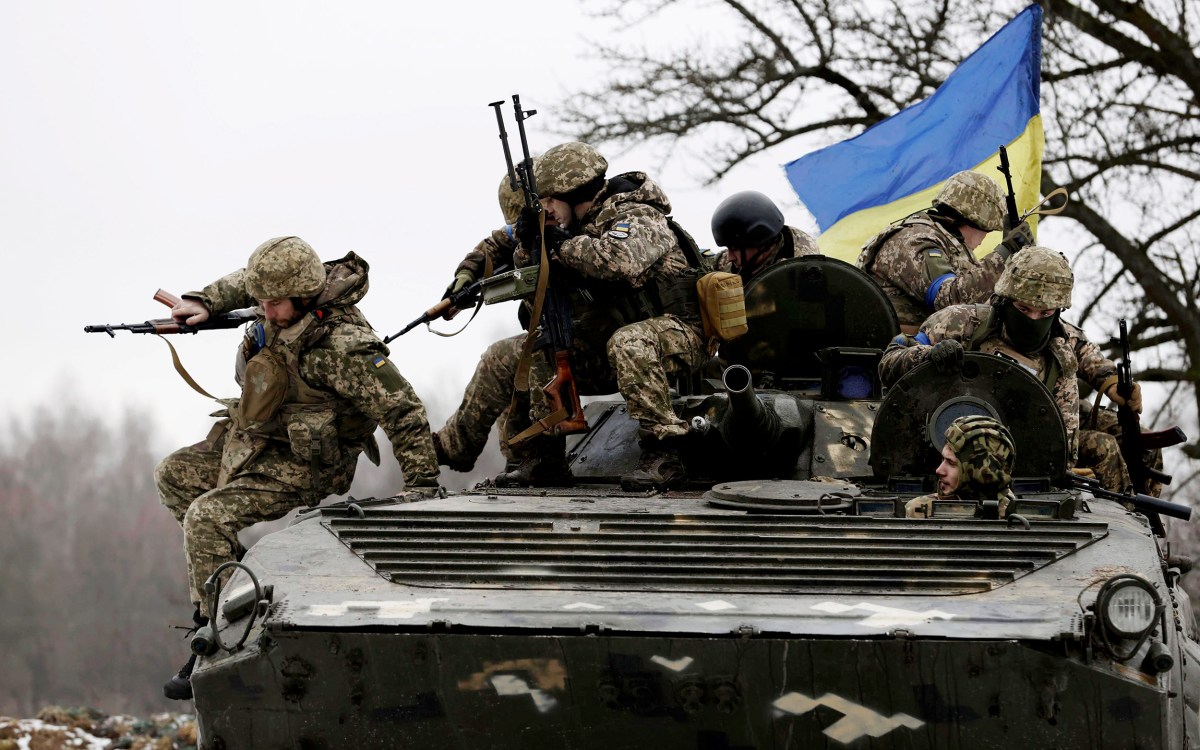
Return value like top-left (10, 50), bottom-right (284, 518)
top-left (785, 5), bottom-right (1043, 262)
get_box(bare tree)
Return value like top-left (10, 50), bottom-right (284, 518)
top-left (560, 0), bottom-right (1200, 460)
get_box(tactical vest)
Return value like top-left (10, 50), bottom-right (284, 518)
top-left (858, 213), bottom-right (966, 330)
top-left (219, 307), bottom-right (378, 488)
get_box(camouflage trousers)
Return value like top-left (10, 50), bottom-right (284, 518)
top-left (1076, 427), bottom-right (1132, 493)
top-left (1079, 405), bottom-right (1163, 496)
top-left (529, 315), bottom-right (706, 440)
top-left (436, 334), bottom-right (531, 468)
top-left (156, 432), bottom-right (311, 618)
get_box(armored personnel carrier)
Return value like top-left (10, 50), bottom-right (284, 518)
top-left (186, 257), bottom-right (1198, 749)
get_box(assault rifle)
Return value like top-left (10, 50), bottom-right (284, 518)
top-left (1068, 473), bottom-right (1191, 538)
top-left (490, 94), bottom-right (587, 439)
top-left (383, 266), bottom-right (510, 344)
top-left (997, 145), bottom-right (1025, 236)
top-left (84, 290), bottom-right (256, 337)
top-left (1116, 319), bottom-right (1186, 494)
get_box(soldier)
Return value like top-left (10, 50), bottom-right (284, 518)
top-left (907, 416), bottom-right (1017, 518)
top-left (710, 190), bottom-right (819, 280)
top-left (432, 175), bottom-right (533, 475)
top-left (858, 171), bottom-right (1034, 333)
top-left (156, 237), bottom-right (440, 700)
top-left (500, 141), bottom-right (708, 491)
top-left (879, 245), bottom-right (1142, 492)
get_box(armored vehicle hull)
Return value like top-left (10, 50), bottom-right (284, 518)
top-left (194, 486), bottom-right (1197, 749)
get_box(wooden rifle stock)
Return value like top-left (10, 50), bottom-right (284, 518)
top-left (542, 350), bottom-right (588, 436)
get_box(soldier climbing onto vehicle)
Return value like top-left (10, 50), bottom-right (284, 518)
top-left (907, 415), bottom-right (1018, 519)
top-left (710, 190), bottom-right (819, 281)
top-left (499, 141), bottom-right (709, 491)
top-left (879, 245), bottom-right (1140, 492)
top-left (858, 170), bottom-right (1034, 333)
top-left (155, 237), bottom-right (440, 700)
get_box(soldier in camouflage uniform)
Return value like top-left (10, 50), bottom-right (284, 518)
top-left (500, 142), bottom-right (708, 491)
top-left (710, 190), bottom-right (819, 280)
top-left (907, 416), bottom-right (1018, 518)
top-left (432, 175), bottom-right (531, 473)
top-left (156, 237), bottom-right (440, 700)
top-left (879, 246), bottom-right (1142, 492)
top-left (858, 171), bottom-right (1034, 334)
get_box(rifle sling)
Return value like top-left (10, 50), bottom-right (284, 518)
top-left (503, 213), bottom-right (554, 450)
top-left (426, 255), bottom-right (494, 338)
top-left (156, 334), bottom-right (219, 400)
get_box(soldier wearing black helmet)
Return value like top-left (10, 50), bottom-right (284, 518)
top-left (879, 246), bottom-right (1140, 492)
top-left (858, 171), bottom-right (1034, 334)
top-left (710, 190), bottom-right (819, 280)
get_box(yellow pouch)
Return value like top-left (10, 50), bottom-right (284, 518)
top-left (696, 272), bottom-right (748, 342)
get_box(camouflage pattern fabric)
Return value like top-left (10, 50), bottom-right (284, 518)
top-left (165, 252), bottom-right (440, 614)
top-left (454, 226), bottom-right (519, 282)
top-left (243, 236), bottom-right (326, 299)
top-left (857, 211), bottom-right (1007, 330)
top-left (879, 303), bottom-right (1118, 469)
top-left (713, 226), bottom-right (820, 280)
top-left (435, 333), bottom-right (531, 466)
top-left (535, 142), bottom-right (608, 197)
top-left (514, 172), bottom-right (704, 308)
top-left (512, 171), bottom-right (707, 439)
top-left (1077, 427), bottom-right (1133, 492)
top-left (1082, 404), bottom-right (1161, 495)
top-left (932, 171), bottom-right (1005, 232)
top-left (944, 415), bottom-right (1015, 500)
top-left (527, 315), bottom-right (705, 440)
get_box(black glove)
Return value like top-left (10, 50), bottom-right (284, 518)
top-left (927, 339), bottom-right (964, 372)
top-left (543, 225), bottom-right (572, 257)
top-left (997, 220), bottom-right (1034, 259)
top-left (514, 207), bottom-right (542, 250)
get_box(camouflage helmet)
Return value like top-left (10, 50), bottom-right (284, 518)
top-left (244, 236), bottom-right (326, 300)
top-left (711, 191), bottom-right (785, 248)
top-left (498, 172), bottom-right (526, 225)
top-left (932, 171), bottom-right (1005, 232)
top-left (944, 415), bottom-right (1016, 498)
top-left (535, 142), bottom-right (608, 199)
top-left (994, 245), bottom-right (1074, 309)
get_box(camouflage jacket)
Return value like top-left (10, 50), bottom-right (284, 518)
top-left (184, 252), bottom-right (440, 488)
top-left (514, 171), bottom-right (704, 337)
top-left (714, 226), bottom-right (820, 281)
top-left (857, 211), bottom-right (1007, 331)
top-left (455, 225), bottom-right (518, 280)
top-left (879, 303), bottom-right (1118, 465)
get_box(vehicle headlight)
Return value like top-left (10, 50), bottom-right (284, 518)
top-left (1097, 575), bottom-right (1161, 640)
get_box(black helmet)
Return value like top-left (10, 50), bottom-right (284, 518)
top-left (711, 191), bottom-right (785, 247)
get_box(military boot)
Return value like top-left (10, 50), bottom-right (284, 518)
top-left (621, 435), bottom-right (688, 492)
top-left (163, 608), bottom-right (208, 700)
top-left (494, 438), bottom-right (573, 487)
top-left (432, 431), bottom-right (474, 473)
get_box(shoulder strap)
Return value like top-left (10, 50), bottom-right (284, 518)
top-left (666, 215), bottom-right (708, 269)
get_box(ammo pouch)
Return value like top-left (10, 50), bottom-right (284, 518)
top-left (232, 348), bottom-right (288, 432)
top-left (283, 406), bottom-right (341, 467)
top-left (696, 271), bottom-right (747, 342)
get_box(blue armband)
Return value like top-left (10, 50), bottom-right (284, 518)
top-left (915, 332), bottom-right (931, 346)
top-left (504, 224), bottom-right (515, 242)
top-left (925, 272), bottom-right (957, 308)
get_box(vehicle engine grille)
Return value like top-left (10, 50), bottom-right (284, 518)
top-left (322, 509), bottom-right (1107, 595)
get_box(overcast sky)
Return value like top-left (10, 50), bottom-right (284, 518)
top-left (0, 1), bottom-right (1146, 492)
top-left (0, 1), bottom-right (820, 486)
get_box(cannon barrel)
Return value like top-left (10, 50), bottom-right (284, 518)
top-left (719, 364), bottom-right (786, 450)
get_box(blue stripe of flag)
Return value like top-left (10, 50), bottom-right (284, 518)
top-left (784, 4), bottom-right (1042, 230)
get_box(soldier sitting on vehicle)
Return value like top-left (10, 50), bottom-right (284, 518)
top-left (857, 170), bottom-right (1033, 334)
top-left (879, 245), bottom-right (1141, 492)
top-left (500, 141), bottom-right (709, 491)
top-left (907, 415), bottom-right (1017, 518)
